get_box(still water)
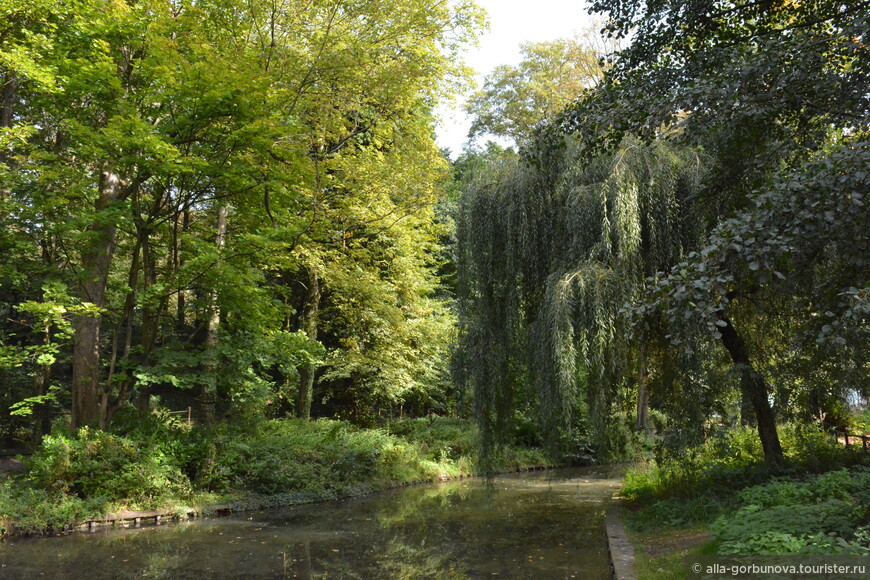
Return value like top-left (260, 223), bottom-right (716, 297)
top-left (0, 467), bottom-right (622, 579)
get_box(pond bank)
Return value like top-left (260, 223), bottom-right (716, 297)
top-left (0, 467), bottom-right (622, 579)
top-left (606, 504), bottom-right (638, 580)
top-left (65, 465), bottom-right (555, 537)
top-left (0, 417), bottom-right (561, 539)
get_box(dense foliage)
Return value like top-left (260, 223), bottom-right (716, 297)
top-left (465, 33), bottom-right (610, 144)
top-left (713, 468), bottom-right (870, 555)
top-left (622, 427), bottom-right (870, 556)
top-left (455, 0), bottom-right (869, 466)
top-left (0, 415), bottom-right (548, 537)
top-left (454, 137), bottom-right (705, 461)
top-left (0, 0), bottom-right (484, 438)
top-left (1, 0), bottom-right (868, 550)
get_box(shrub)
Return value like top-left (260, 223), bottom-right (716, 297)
top-left (0, 481), bottom-right (106, 536)
top-left (736, 478), bottom-right (808, 508)
top-left (779, 423), bottom-right (859, 473)
top-left (25, 427), bottom-right (191, 506)
top-left (386, 417), bottom-right (477, 462)
top-left (622, 423), bottom-right (867, 504)
top-left (205, 419), bottom-right (450, 495)
top-left (715, 502), bottom-right (860, 547)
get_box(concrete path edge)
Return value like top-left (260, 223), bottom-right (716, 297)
top-left (606, 503), bottom-right (637, 580)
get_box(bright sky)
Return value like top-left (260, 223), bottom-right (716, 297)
top-left (435, 0), bottom-right (597, 157)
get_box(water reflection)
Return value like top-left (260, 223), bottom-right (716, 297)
top-left (0, 467), bottom-right (622, 579)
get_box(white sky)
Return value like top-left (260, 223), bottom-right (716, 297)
top-left (435, 0), bottom-right (597, 157)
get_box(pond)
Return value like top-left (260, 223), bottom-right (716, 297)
top-left (0, 466), bottom-right (622, 579)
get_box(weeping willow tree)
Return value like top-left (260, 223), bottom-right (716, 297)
top-left (454, 135), bottom-right (705, 463)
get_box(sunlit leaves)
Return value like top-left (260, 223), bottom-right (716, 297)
top-left (1, 0), bottom-right (484, 429)
top-left (466, 35), bottom-right (609, 144)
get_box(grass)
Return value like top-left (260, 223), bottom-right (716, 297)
top-left (629, 526), bottom-right (711, 580)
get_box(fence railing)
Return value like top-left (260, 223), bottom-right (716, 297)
top-left (166, 407), bottom-right (192, 425)
top-left (832, 428), bottom-right (870, 451)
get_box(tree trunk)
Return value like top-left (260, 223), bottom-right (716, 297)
top-left (33, 323), bottom-right (53, 437)
top-left (1, 70), bottom-right (16, 128)
top-left (635, 342), bottom-right (650, 432)
top-left (137, 227), bottom-right (159, 412)
top-left (201, 205), bottom-right (227, 423)
top-left (175, 208), bottom-right (190, 333)
top-left (295, 268), bottom-right (320, 420)
top-left (105, 236), bottom-right (142, 424)
top-left (717, 313), bottom-right (784, 468)
top-left (71, 166), bottom-right (122, 429)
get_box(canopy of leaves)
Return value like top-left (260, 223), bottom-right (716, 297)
top-left (0, 0), bottom-right (485, 436)
top-left (466, 34), bottom-right (610, 144)
top-left (566, 0), bottom-right (867, 452)
top-left (457, 0), bottom-right (869, 465)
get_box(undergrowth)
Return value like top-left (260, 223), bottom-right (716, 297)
top-left (0, 413), bottom-right (549, 538)
top-left (621, 423), bottom-right (870, 556)
top-left (711, 468), bottom-right (870, 555)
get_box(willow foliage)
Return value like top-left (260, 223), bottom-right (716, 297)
top-left (454, 137), bottom-right (704, 460)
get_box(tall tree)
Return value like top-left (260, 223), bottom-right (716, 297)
top-left (560, 0), bottom-right (870, 466)
top-left (455, 136), bottom-right (704, 460)
top-left (1, 0), bottom-right (485, 432)
top-left (466, 33), bottom-right (611, 144)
